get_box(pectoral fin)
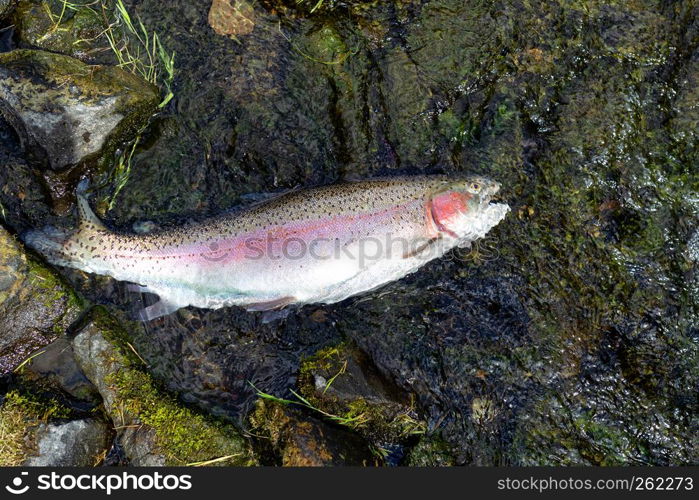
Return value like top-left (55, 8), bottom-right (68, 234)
top-left (402, 237), bottom-right (441, 259)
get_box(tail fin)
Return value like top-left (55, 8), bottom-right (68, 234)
top-left (23, 225), bottom-right (77, 267)
top-left (22, 179), bottom-right (108, 269)
top-left (75, 179), bottom-right (107, 233)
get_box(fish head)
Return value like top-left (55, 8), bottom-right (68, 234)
top-left (429, 176), bottom-right (510, 239)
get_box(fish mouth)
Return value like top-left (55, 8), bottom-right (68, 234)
top-left (484, 182), bottom-right (503, 205)
top-left (481, 192), bottom-right (502, 206)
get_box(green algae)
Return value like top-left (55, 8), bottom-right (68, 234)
top-left (405, 434), bottom-right (456, 467)
top-left (249, 397), bottom-right (375, 465)
top-left (26, 257), bottom-right (84, 316)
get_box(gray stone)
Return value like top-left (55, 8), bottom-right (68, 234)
top-left (23, 419), bottom-right (111, 466)
top-left (0, 49), bottom-right (159, 170)
top-left (119, 427), bottom-right (167, 467)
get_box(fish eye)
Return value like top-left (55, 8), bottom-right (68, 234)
top-left (470, 182), bottom-right (481, 192)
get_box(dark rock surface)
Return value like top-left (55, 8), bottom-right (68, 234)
top-left (0, 0), bottom-right (15, 21)
top-left (22, 336), bottom-right (101, 406)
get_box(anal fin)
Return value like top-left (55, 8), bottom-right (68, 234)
top-left (137, 299), bottom-right (180, 321)
top-left (244, 296), bottom-right (296, 312)
top-left (126, 283), bottom-right (153, 294)
top-left (261, 308), bottom-right (292, 324)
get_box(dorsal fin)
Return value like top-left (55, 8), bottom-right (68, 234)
top-left (76, 179), bottom-right (107, 232)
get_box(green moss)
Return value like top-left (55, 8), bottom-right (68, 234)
top-left (298, 343), bottom-right (346, 377)
top-left (26, 257), bottom-right (83, 314)
top-left (3, 389), bottom-right (72, 420)
top-left (0, 389), bottom-right (72, 466)
top-left (249, 398), bottom-right (289, 448)
top-left (107, 369), bottom-right (255, 466)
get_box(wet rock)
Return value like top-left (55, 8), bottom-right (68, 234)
top-left (208, 0), bottom-right (256, 38)
top-left (302, 343), bottom-right (408, 404)
top-left (0, 227), bottom-right (83, 374)
top-left (72, 309), bottom-right (256, 466)
top-left (687, 230), bottom-right (699, 262)
top-left (0, 228), bottom-right (24, 304)
top-left (22, 337), bottom-right (101, 406)
top-left (10, 1), bottom-right (108, 62)
top-left (337, 274), bottom-right (533, 465)
top-left (297, 343), bottom-right (426, 444)
top-left (405, 435), bottom-right (456, 466)
top-left (23, 419), bottom-right (110, 466)
top-left (250, 399), bottom-right (375, 466)
top-left (0, 0), bottom-right (16, 21)
top-left (0, 49), bottom-right (159, 171)
top-left (261, 0), bottom-right (384, 16)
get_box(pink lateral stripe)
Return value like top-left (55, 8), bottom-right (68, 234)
top-left (107, 200), bottom-right (425, 263)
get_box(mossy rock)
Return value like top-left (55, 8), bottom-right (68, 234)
top-left (11, 1), bottom-right (108, 61)
top-left (0, 227), bottom-right (84, 374)
top-left (72, 308), bottom-right (256, 466)
top-left (249, 398), bottom-right (376, 466)
top-left (0, 48), bottom-right (159, 171)
top-left (296, 342), bottom-right (426, 445)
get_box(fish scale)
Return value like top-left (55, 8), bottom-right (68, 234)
top-left (23, 175), bottom-right (510, 320)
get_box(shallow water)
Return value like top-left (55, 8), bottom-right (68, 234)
top-left (1, 0), bottom-right (698, 464)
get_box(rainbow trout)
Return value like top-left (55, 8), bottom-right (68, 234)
top-left (24, 175), bottom-right (509, 320)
